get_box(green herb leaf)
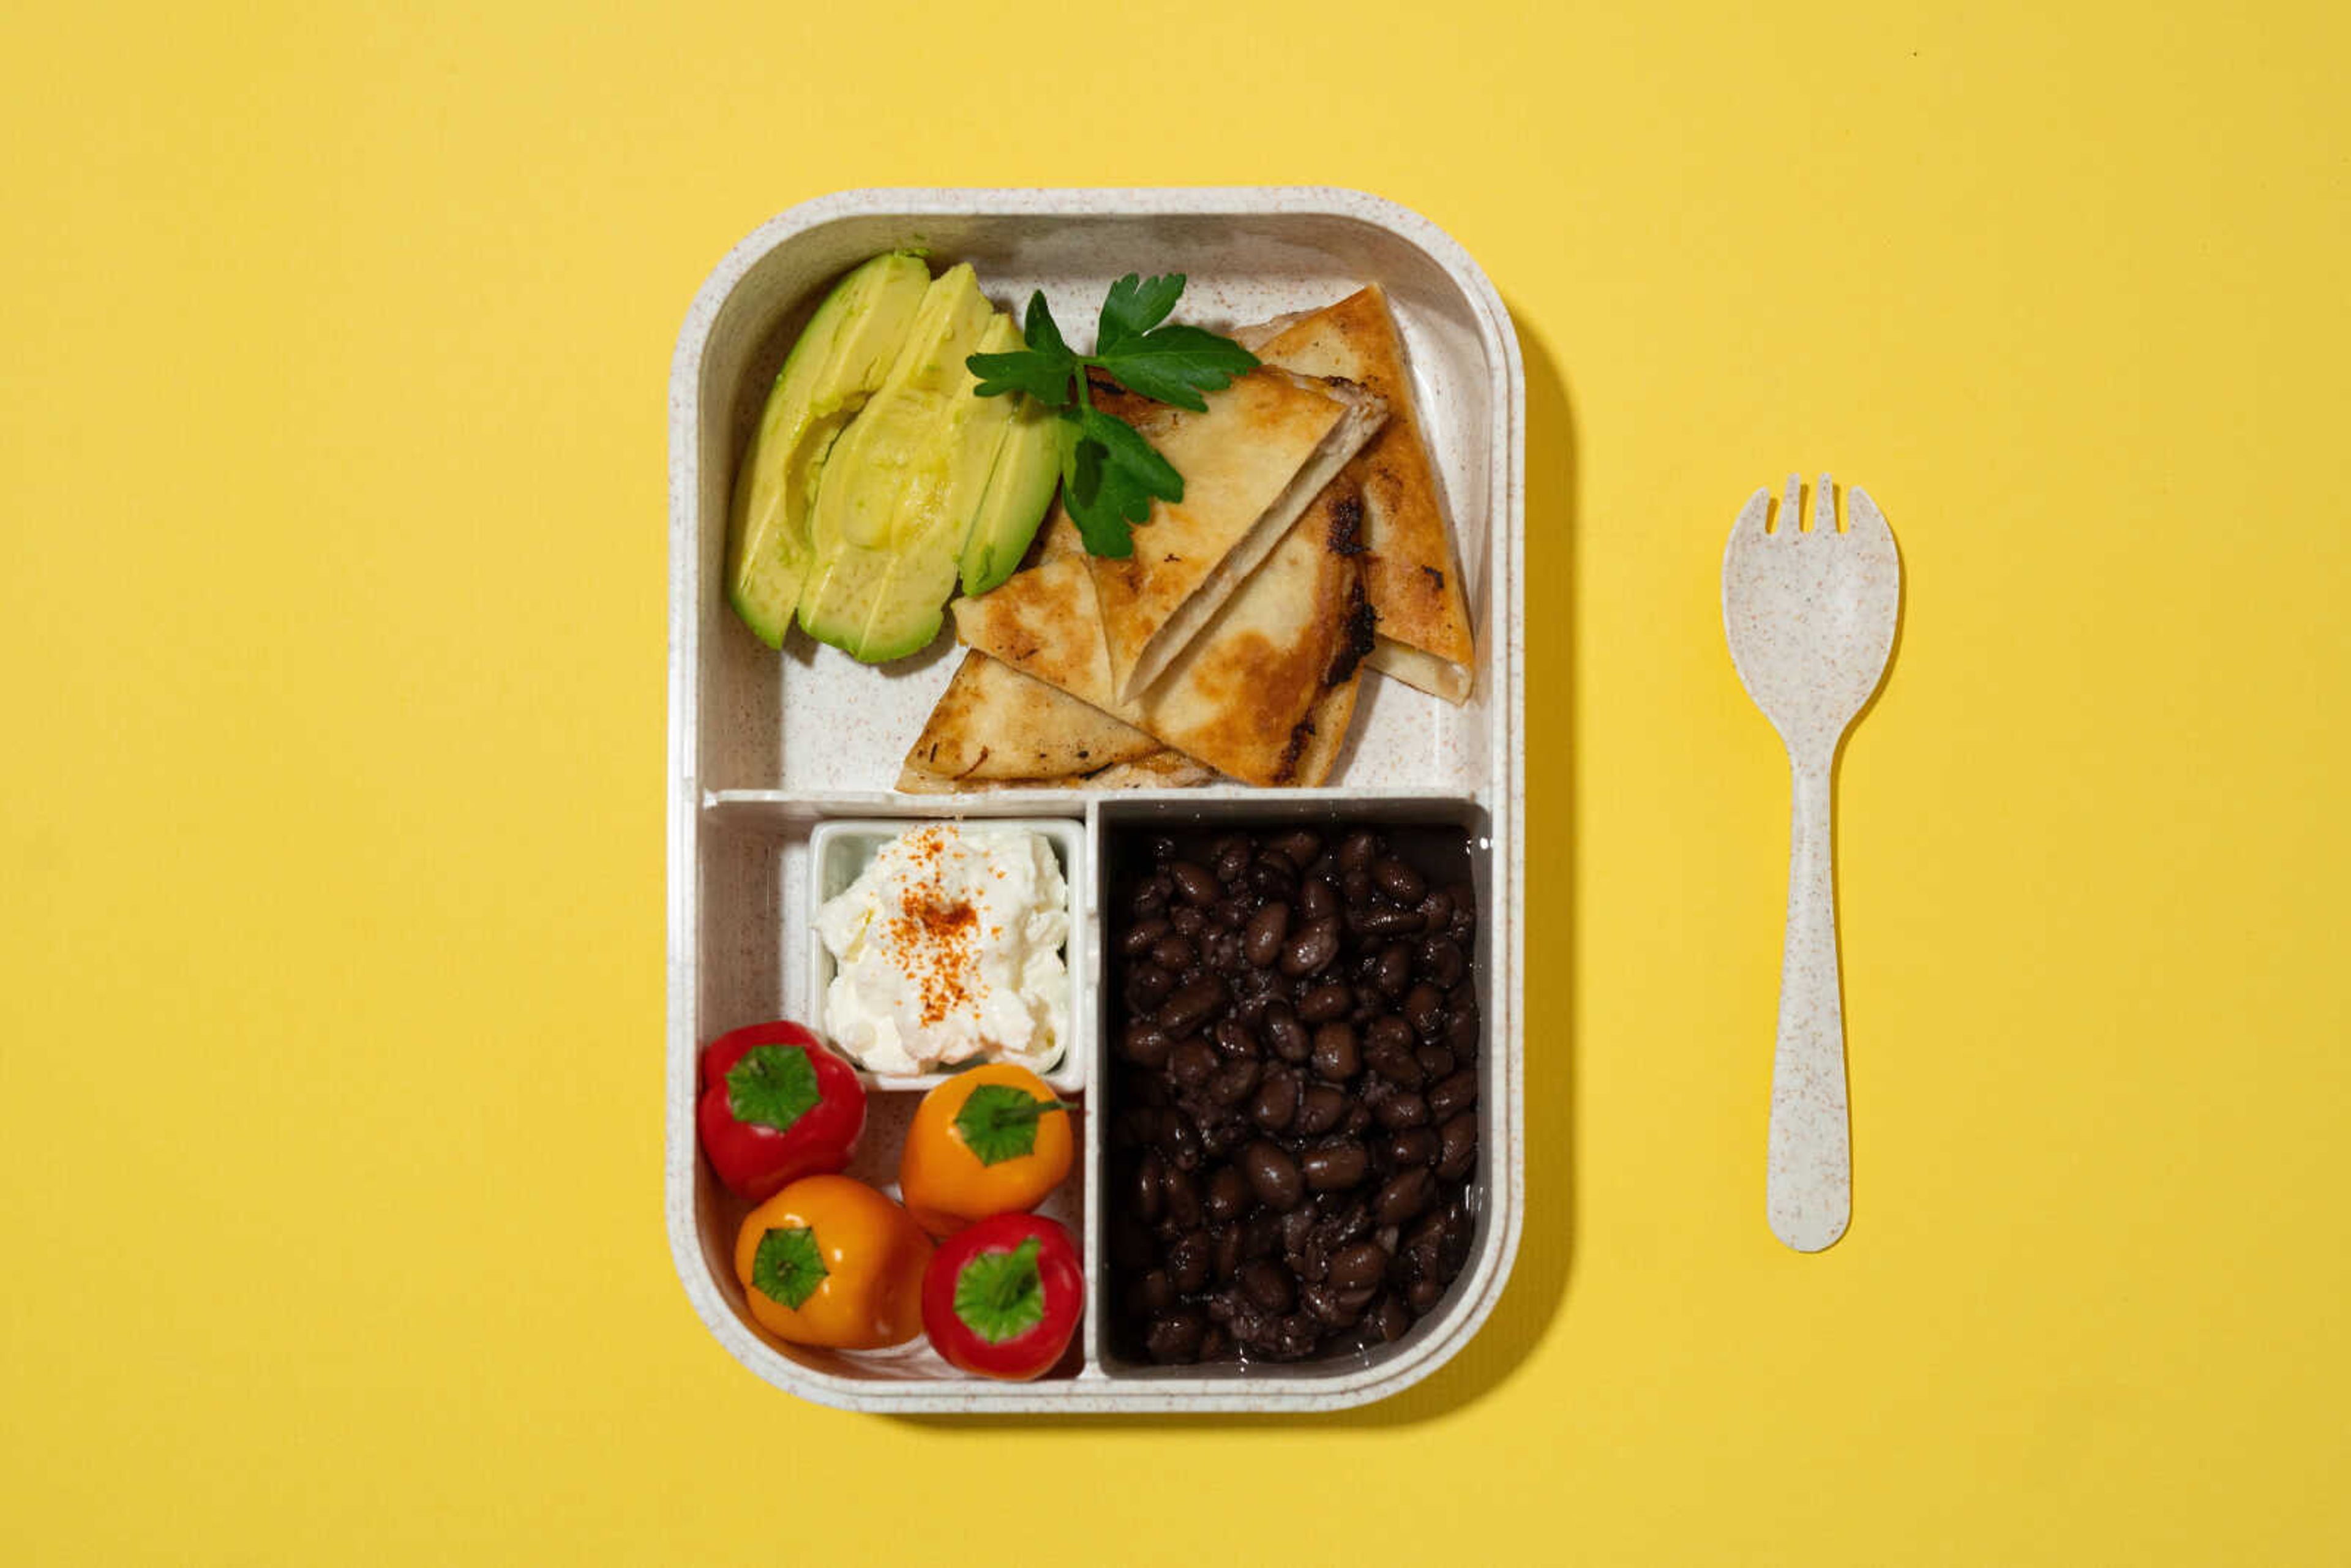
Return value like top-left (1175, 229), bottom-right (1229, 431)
top-left (964, 275), bottom-right (1254, 560)
top-left (725, 1044), bottom-right (821, 1134)
top-left (750, 1226), bottom-right (828, 1310)
top-left (1022, 290), bottom-right (1071, 362)
top-left (953, 1083), bottom-right (1071, 1166)
top-left (1093, 324), bottom-right (1260, 413)
top-left (1082, 406), bottom-right (1183, 503)
top-left (1094, 272), bottom-right (1185, 355)
top-left (952, 1236), bottom-right (1048, 1345)
top-left (966, 293), bottom-right (1079, 401)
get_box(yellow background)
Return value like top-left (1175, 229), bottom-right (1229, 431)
top-left (5, 0), bottom-right (2347, 1561)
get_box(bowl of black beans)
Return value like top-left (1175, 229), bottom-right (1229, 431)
top-left (1104, 820), bottom-right (1484, 1369)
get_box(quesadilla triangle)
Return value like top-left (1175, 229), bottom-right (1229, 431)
top-left (1083, 367), bottom-right (1385, 705)
top-left (897, 650), bottom-right (1160, 790)
top-left (1239, 285), bottom-right (1478, 703)
top-left (954, 483), bottom-right (1376, 789)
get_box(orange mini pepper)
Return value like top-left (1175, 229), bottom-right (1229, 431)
top-left (898, 1063), bottom-right (1075, 1236)
top-left (733, 1174), bottom-right (931, 1348)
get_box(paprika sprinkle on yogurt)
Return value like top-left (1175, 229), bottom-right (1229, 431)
top-left (817, 824), bottom-right (1071, 1078)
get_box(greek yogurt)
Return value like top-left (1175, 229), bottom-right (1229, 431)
top-left (816, 823), bottom-right (1070, 1077)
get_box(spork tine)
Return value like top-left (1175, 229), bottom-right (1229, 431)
top-left (1722, 475), bottom-right (1900, 1252)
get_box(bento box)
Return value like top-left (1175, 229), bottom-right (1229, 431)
top-left (667, 187), bottom-right (1525, 1412)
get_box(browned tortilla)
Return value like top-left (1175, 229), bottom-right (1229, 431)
top-left (950, 482), bottom-right (1374, 788)
top-left (1081, 368), bottom-right (1384, 703)
top-left (1241, 285), bottom-right (1475, 702)
top-left (895, 651), bottom-right (1213, 792)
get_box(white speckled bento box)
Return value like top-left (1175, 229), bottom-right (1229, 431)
top-left (667, 188), bottom-right (1524, 1412)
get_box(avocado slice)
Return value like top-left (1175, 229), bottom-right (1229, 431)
top-left (958, 389), bottom-right (1067, 596)
top-left (724, 252), bottom-right (931, 648)
top-left (796, 266), bottom-right (1011, 662)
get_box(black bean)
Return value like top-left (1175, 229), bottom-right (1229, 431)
top-left (1341, 869), bottom-right (1374, 907)
top-left (1417, 889), bottom-right (1454, 932)
top-left (1143, 935), bottom-right (1188, 972)
top-left (1158, 975), bottom-right (1226, 1037)
top-left (1247, 858), bottom-right (1297, 901)
top-left (1367, 1295), bottom-right (1412, 1343)
top-left (1372, 857), bottom-right (1425, 904)
top-left (1446, 1007), bottom-right (1480, 1059)
top-left (1250, 1069), bottom-right (1299, 1131)
top-left (1213, 839), bottom-right (1251, 883)
top-left (1213, 896), bottom-right (1250, 931)
top-left (1329, 1240), bottom-right (1390, 1292)
top-left (1280, 917), bottom-right (1342, 977)
top-left (1364, 1016), bottom-right (1423, 1087)
top-left (1205, 1165), bottom-right (1252, 1224)
top-left (1132, 1268), bottom-right (1175, 1317)
top-left (1213, 1224), bottom-right (1243, 1283)
top-left (1387, 1128), bottom-right (1441, 1168)
top-left (1428, 1069), bottom-right (1479, 1122)
top-left (1373, 942), bottom-right (1414, 996)
top-left (1299, 877), bottom-right (1338, 922)
top-left (1414, 1043), bottom-right (1456, 1081)
top-left (1355, 903), bottom-right (1426, 939)
top-left (1168, 905), bottom-right (1204, 937)
top-left (1264, 1006), bottom-right (1311, 1062)
top-left (1240, 1259), bottom-right (1294, 1313)
top-left (1374, 1092), bottom-right (1430, 1130)
top-left (1406, 1277), bottom-right (1444, 1313)
top-left (1119, 1019), bottom-right (1172, 1069)
top-left (1208, 1059), bottom-right (1262, 1106)
top-left (1160, 1108), bottom-right (1202, 1169)
top-left (1170, 860), bottom-right (1218, 906)
top-left (1416, 936), bottom-right (1466, 989)
top-left (1438, 1112), bottom-right (1478, 1180)
top-left (1311, 1020), bottom-right (1360, 1082)
top-left (1243, 902), bottom-right (1291, 968)
top-left (1169, 1038), bottom-right (1217, 1089)
top-left (1278, 1204), bottom-right (1319, 1255)
top-left (1240, 1141), bottom-right (1303, 1210)
top-left (1301, 1139), bottom-right (1370, 1191)
top-left (1297, 981), bottom-right (1352, 1023)
top-left (1265, 830), bottom-right (1319, 868)
top-left (1168, 1230), bottom-right (1212, 1292)
top-left (1404, 983), bottom-right (1447, 1042)
top-left (1145, 1308), bottom-right (1206, 1363)
top-left (1341, 1101), bottom-right (1373, 1137)
top-left (1338, 829), bottom-right (1379, 872)
top-left (1120, 915), bottom-right (1170, 957)
top-left (1134, 1151), bottom-right (1166, 1223)
top-left (1373, 1166), bottom-right (1436, 1226)
top-left (1131, 884), bottom-right (1166, 917)
top-left (1294, 1084), bottom-right (1347, 1136)
top-left (1212, 1016), bottom-right (1258, 1060)
top-left (1125, 962), bottom-right (1174, 1012)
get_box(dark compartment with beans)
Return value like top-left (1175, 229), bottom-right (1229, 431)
top-left (1105, 823), bottom-right (1482, 1367)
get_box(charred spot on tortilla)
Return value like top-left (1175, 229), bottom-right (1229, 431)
top-left (1421, 565), bottom-right (1445, 593)
top-left (1324, 580), bottom-right (1377, 688)
top-left (1275, 718), bottom-right (1317, 783)
top-left (1328, 492), bottom-right (1367, 556)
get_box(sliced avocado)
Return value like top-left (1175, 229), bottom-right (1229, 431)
top-left (796, 267), bottom-right (1008, 662)
top-left (958, 389), bottom-right (1067, 596)
top-left (724, 251), bottom-right (930, 648)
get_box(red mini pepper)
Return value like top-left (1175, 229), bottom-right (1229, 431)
top-left (697, 1021), bottom-right (866, 1202)
top-left (921, 1212), bottom-right (1083, 1381)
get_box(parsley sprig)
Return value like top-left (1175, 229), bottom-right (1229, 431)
top-left (966, 274), bottom-right (1258, 558)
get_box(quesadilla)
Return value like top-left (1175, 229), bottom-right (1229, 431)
top-left (1082, 368), bottom-right (1385, 704)
top-left (1239, 285), bottom-right (1477, 703)
top-left (950, 479), bottom-right (1376, 788)
top-left (895, 651), bottom-right (1215, 792)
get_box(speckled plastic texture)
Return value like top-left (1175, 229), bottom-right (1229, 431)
top-left (1722, 476), bottom-right (1902, 1254)
top-left (668, 189), bottom-right (1525, 1412)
